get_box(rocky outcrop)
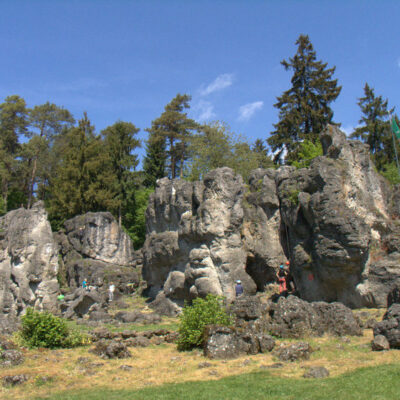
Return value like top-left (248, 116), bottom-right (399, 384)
top-left (143, 169), bottom-right (257, 311)
top-left (143, 126), bottom-right (400, 310)
top-left (56, 212), bottom-right (139, 295)
top-left (0, 202), bottom-right (59, 333)
top-left (279, 126), bottom-right (400, 307)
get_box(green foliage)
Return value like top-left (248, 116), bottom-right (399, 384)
top-left (380, 162), bottom-right (400, 185)
top-left (101, 121), bottom-right (141, 224)
top-left (188, 122), bottom-right (264, 182)
top-left (351, 83), bottom-right (396, 171)
top-left (6, 187), bottom-right (27, 211)
top-left (268, 34), bottom-right (341, 163)
top-left (124, 187), bottom-right (154, 249)
top-left (47, 113), bottom-right (118, 228)
top-left (177, 294), bottom-right (233, 351)
top-left (0, 195), bottom-right (5, 216)
top-left (20, 308), bottom-right (87, 349)
top-left (148, 94), bottom-right (199, 179)
top-left (288, 189), bottom-right (300, 205)
top-left (21, 308), bottom-right (68, 348)
top-left (143, 131), bottom-right (167, 188)
top-left (290, 139), bottom-right (323, 168)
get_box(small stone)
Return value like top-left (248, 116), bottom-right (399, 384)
top-left (208, 370), bottom-right (219, 376)
top-left (303, 366), bottom-right (329, 379)
top-left (119, 365), bottom-right (133, 371)
top-left (198, 362), bottom-right (212, 369)
top-left (3, 374), bottom-right (29, 386)
top-left (371, 335), bottom-right (390, 351)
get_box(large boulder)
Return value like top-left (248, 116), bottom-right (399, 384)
top-left (373, 304), bottom-right (400, 348)
top-left (0, 202), bottom-right (59, 333)
top-left (56, 212), bottom-right (139, 295)
top-left (203, 325), bottom-right (275, 359)
top-left (255, 296), bottom-right (361, 338)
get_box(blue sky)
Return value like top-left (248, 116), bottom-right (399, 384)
top-left (1, 0), bottom-right (399, 163)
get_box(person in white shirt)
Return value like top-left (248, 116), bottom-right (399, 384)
top-left (109, 283), bottom-right (115, 302)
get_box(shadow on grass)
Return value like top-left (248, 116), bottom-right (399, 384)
top-left (35, 363), bottom-right (400, 400)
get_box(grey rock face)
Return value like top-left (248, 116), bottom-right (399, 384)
top-left (0, 202), bottom-right (59, 333)
top-left (278, 126), bottom-right (399, 307)
top-left (56, 212), bottom-right (138, 294)
top-left (143, 168), bottom-right (255, 308)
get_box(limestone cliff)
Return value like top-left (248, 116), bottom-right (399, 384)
top-left (56, 212), bottom-right (139, 294)
top-left (0, 202), bottom-right (59, 333)
top-left (142, 126), bottom-right (400, 311)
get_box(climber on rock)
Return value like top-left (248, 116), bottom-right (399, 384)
top-left (276, 265), bottom-right (287, 295)
top-left (235, 280), bottom-right (244, 298)
top-left (284, 261), bottom-right (296, 294)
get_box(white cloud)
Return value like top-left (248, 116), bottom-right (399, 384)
top-left (200, 73), bottom-right (234, 96)
top-left (194, 100), bottom-right (216, 121)
top-left (238, 101), bottom-right (264, 121)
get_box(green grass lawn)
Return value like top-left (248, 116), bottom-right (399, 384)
top-left (35, 363), bottom-right (400, 400)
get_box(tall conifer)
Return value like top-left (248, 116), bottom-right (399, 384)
top-left (268, 35), bottom-right (341, 163)
top-left (351, 83), bottom-right (395, 170)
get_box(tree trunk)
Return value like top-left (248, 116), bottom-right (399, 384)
top-left (27, 157), bottom-right (38, 209)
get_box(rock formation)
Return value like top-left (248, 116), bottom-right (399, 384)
top-left (0, 202), bottom-right (59, 333)
top-left (142, 125), bottom-right (400, 310)
top-left (56, 212), bottom-right (139, 295)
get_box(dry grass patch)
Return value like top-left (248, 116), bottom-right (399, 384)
top-left (1, 308), bottom-right (400, 400)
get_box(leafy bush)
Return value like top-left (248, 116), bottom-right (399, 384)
top-left (177, 295), bottom-right (233, 351)
top-left (290, 139), bottom-right (323, 169)
top-left (20, 308), bottom-right (87, 349)
top-left (380, 162), bottom-right (400, 185)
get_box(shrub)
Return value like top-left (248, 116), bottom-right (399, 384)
top-left (177, 294), bottom-right (233, 351)
top-left (20, 308), bottom-right (86, 349)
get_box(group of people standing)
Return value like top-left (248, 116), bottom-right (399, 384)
top-left (82, 278), bottom-right (115, 302)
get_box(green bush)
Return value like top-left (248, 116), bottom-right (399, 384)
top-left (20, 308), bottom-right (87, 349)
top-left (177, 294), bottom-right (233, 351)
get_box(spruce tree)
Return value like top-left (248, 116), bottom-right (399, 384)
top-left (268, 35), bottom-right (341, 163)
top-left (142, 130), bottom-right (167, 188)
top-left (48, 113), bottom-right (117, 228)
top-left (351, 83), bottom-right (395, 170)
top-left (101, 121), bottom-right (140, 226)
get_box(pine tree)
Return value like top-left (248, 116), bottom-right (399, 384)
top-left (268, 35), bottom-right (341, 163)
top-left (26, 102), bottom-right (75, 208)
top-left (149, 94), bottom-right (198, 179)
top-left (142, 130), bottom-right (167, 188)
top-left (351, 83), bottom-right (395, 170)
top-left (101, 121), bottom-right (141, 226)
